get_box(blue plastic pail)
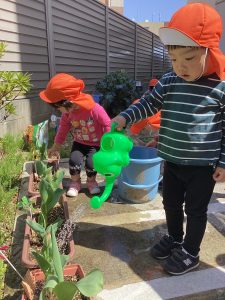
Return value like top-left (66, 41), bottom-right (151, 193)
top-left (118, 146), bottom-right (163, 203)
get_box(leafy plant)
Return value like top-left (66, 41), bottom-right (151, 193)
top-left (95, 69), bottom-right (137, 118)
top-left (17, 196), bottom-right (34, 217)
top-left (30, 225), bottom-right (103, 300)
top-left (0, 134), bottom-right (30, 298)
top-left (27, 219), bottom-right (62, 271)
top-left (38, 178), bottom-right (64, 229)
top-left (0, 42), bottom-right (32, 122)
top-left (34, 160), bottom-right (52, 179)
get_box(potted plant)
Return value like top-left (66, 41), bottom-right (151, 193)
top-left (21, 225), bottom-right (104, 300)
top-left (95, 69), bottom-right (138, 118)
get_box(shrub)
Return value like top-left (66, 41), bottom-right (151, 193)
top-left (95, 70), bottom-right (138, 118)
top-left (0, 42), bottom-right (32, 122)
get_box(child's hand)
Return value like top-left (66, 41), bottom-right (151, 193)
top-left (48, 144), bottom-right (61, 159)
top-left (111, 115), bottom-right (126, 131)
top-left (213, 167), bottom-right (225, 182)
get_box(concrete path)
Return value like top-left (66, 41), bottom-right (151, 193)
top-left (59, 160), bottom-right (225, 300)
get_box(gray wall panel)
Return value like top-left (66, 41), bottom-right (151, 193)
top-left (0, 0), bottom-right (171, 136)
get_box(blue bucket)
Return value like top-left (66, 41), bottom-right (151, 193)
top-left (118, 146), bottom-right (163, 203)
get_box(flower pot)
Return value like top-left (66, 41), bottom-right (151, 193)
top-left (21, 264), bottom-right (87, 300)
top-left (21, 195), bottom-right (75, 268)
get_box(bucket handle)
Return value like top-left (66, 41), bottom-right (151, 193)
top-left (120, 176), bottom-right (163, 190)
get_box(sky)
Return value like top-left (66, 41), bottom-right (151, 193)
top-left (124, 0), bottom-right (187, 22)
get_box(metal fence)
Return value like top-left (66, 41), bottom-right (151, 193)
top-left (0, 0), bottom-right (171, 135)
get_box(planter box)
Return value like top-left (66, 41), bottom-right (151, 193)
top-left (21, 264), bottom-right (87, 300)
top-left (21, 195), bottom-right (75, 268)
top-left (28, 173), bottom-right (40, 197)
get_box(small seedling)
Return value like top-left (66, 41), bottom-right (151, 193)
top-left (17, 196), bottom-right (34, 218)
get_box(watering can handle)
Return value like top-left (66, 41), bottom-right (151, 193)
top-left (111, 122), bottom-right (124, 133)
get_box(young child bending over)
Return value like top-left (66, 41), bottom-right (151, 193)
top-left (39, 73), bottom-right (111, 197)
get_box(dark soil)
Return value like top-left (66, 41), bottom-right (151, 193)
top-left (29, 205), bottom-right (70, 258)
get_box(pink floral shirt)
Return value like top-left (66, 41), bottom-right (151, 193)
top-left (55, 103), bottom-right (111, 146)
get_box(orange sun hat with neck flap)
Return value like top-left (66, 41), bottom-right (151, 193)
top-left (159, 3), bottom-right (225, 80)
top-left (39, 73), bottom-right (95, 110)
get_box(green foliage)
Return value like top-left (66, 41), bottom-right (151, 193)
top-left (0, 42), bottom-right (6, 59)
top-left (0, 134), bottom-right (30, 298)
top-left (0, 133), bottom-right (24, 154)
top-left (31, 225), bottom-right (104, 300)
top-left (0, 260), bottom-right (7, 299)
top-left (35, 160), bottom-right (52, 178)
top-left (38, 179), bottom-right (64, 229)
top-left (17, 196), bottom-right (34, 214)
top-left (0, 42), bottom-right (32, 122)
top-left (95, 70), bottom-right (137, 118)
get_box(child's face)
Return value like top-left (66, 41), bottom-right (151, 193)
top-left (57, 103), bottom-right (80, 113)
top-left (168, 47), bottom-right (208, 81)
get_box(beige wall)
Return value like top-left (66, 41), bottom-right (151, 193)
top-left (98, 0), bottom-right (124, 14)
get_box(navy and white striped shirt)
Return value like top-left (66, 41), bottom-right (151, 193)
top-left (120, 72), bottom-right (225, 168)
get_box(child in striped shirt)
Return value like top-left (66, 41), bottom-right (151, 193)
top-left (112, 3), bottom-right (225, 275)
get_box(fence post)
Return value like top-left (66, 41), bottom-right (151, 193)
top-left (134, 23), bottom-right (137, 81)
top-left (45, 0), bottom-right (55, 77)
top-left (105, 6), bottom-right (109, 75)
top-left (151, 33), bottom-right (154, 78)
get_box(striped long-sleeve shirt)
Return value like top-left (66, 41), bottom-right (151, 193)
top-left (120, 72), bottom-right (225, 168)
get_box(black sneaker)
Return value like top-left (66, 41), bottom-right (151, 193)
top-left (150, 235), bottom-right (183, 260)
top-left (163, 247), bottom-right (199, 275)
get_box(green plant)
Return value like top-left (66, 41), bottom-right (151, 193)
top-left (95, 69), bottom-right (137, 118)
top-left (17, 196), bottom-right (34, 216)
top-left (0, 134), bottom-right (30, 298)
top-left (38, 178), bottom-right (64, 229)
top-left (0, 42), bottom-right (32, 122)
top-left (35, 160), bottom-right (52, 178)
top-left (27, 219), bottom-right (62, 268)
top-left (31, 225), bottom-right (103, 300)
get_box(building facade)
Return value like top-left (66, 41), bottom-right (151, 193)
top-left (98, 0), bottom-right (124, 14)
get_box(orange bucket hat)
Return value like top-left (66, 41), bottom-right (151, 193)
top-left (130, 99), bottom-right (161, 134)
top-left (39, 73), bottom-right (95, 110)
top-left (159, 3), bottom-right (225, 80)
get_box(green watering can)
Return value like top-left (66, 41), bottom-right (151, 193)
top-left (90, 122), bottom-right (133, 209)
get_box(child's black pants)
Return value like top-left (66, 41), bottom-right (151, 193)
top-left (162, 161), bottom-right (215, 256)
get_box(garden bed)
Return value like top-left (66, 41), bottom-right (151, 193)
top-left (21, 195), bottom-right (75, 268)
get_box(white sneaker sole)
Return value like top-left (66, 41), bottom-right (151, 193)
top-left (66, 188), bottom-right (79, 197)
top-left (165, 262), bottom-right (199, 275)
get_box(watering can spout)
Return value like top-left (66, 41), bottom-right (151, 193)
top-left (90, 174), bottom-right (116, 209)
top-left (90, 122), bottom-right (133, 209)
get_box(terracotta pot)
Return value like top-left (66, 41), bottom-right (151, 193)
top-left (21, 264), bottom-right (87, 300)
top-left (21, 194), bottom-right (75, 268)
